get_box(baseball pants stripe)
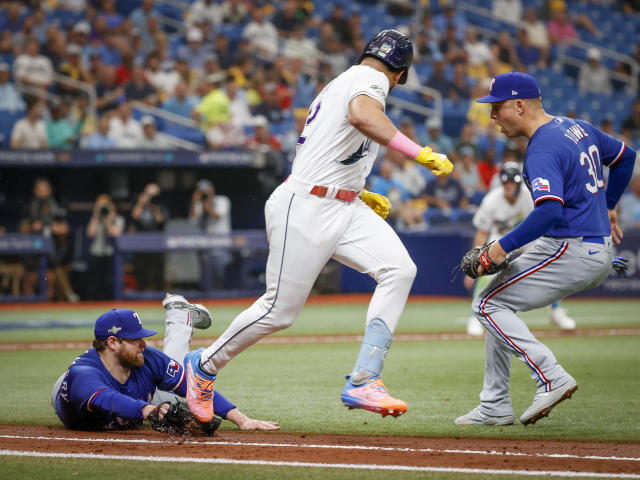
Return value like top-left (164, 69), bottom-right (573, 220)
top-left (478, 242), bottom-right (569, 392)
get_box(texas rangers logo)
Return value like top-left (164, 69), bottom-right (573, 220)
top-left (166, 360), bottom-right (180, 378)
top-left (108, 325), bottom-right (122, 335)
top-left (532, 177), bottom-right (550, 192)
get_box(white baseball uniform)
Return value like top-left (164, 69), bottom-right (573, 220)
top-left (200, 65), bottom-right (417, 374)
top-left (473, 186), bottom-right (533, 243)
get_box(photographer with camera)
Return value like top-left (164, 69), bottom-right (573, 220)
top-left (85, 194), bottom-right (125, 299)
top-left (130, 183), bottom-right (169, 291)
top-left (189, 179), bottom-right (231, 289)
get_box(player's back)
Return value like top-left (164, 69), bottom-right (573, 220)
top-left (291, 65), bottom-right (389, 191)
top-left (524, 116), bottom-right (626, 237)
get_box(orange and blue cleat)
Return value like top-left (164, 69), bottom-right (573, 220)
top-left (341, 375), bottom-right (407, 417)
top-left (185, 348), bottom-right (216, 422)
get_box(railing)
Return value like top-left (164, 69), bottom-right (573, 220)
top-left (455, 1), bottom-right (639, 93)
top-left (388, 84), bottom-right (444, 123)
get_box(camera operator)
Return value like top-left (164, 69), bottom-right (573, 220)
top-left (130, 183), bottom-right (168, 291)
top-left (85, 194), bottom-right (125, 299)
top-left (189, 179), bottom-right (231, 289)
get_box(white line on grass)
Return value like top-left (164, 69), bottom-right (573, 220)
top-left (0, 449), bottom-right (638, 478)
top-left (1, 434), bottom-right (638, 462)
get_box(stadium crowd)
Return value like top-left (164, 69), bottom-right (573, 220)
top-left (1, 0), bottom-right (640, 300)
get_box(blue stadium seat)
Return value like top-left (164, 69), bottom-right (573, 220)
top-left (0, 110), bottom-right (24, 148)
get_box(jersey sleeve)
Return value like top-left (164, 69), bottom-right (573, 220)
top-left (576, 120), bottom-right (627, 168)
top-left (347, 69), bottom-right (389, 107)
top-left (68, 366), bottom-right (147, 420)
top-left (143, 347), bottom-right (186, 394)
top-left (524, 152), bottom-right (565, 206)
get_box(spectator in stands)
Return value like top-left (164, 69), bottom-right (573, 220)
top-left (95, 64), bottom-right (125, 114)
top-left (46, 99), bottom-right (82, 150)
top-left (578, 48), bottom-right (612, 95)
top-left (414, 28), bottom-right (441, 65)
top-left (0, 62), bottom-right (25, 113)
top-left (95, 30), bottom-right (123, 67)
top-left (193, 53), bottom-right (224, 92)
top-left (137, 115), bottom-right (172, 149)
top-left (194, 72), bottom-right (231, 128)
top-left (109, 101), bottom-right (144, 148)
top-left (491, 31), bottom-right (519, 73)
top-left (205, 119), bottom-right (246, 149)
top-left (13, 37), bottom-right (54, 90)
top-left (162, 81), bottom-right (199, 119)
top-left (421, 116), bottom-right (454, 156)
top-left (71, 21), bottom-right (92, 52)
top-left (251, 80), bottom-right (287, 124)
top-left (0, 2), bottom-right (24, 34)
top-left (386, 148), bottom-right (427, 200)
top-left (85, 193), bottom-right (125, 300)
top-left (177, 27), bottom-right (214, 73)
top-left (212, 34), bottom-right (236, 70)
top-left (145, 51), bottom-right (181, 100)
top-left (226, 78), bottom-right (253, 128)
top-left (130, 182), bottom-right (168, 291)
top-left (189, 179), bottom-right (232, 288)
top-left (515, 29), bottom-right (543, 69)
top-left (464, 28), bottom-right (492, 80)
top-left (242, 6), bottom-right (279, 61)
top-left (449, 63), bottom-right (472, 101)
top-left (439, 24), bottom-right (468, 66)
top-left (281, 107), bottom-right (307, 164)
top-left (619, 177), bottom-right (640, 229)
top-left (434, 4), bottom-right (468, 41)
top-left (125, 64), bottom-right (159, 106)
top-left (58, 44), bottom-right (94, 97)
top-left (11, 12), bottom-right (36, 53)
top-left (246, 115), bottom-right (281, 151)
top-left (522, 8), bottom-right (549, 52)
top-left (423, 174), bottom-right (470, 223)
top-left (115, 52), bottom-right (134, 86)
top-left (282, 25), bottom-right (319, 72)
top-left (59, 0), bottom-right (87, 11)
top-left (321, 35), bottom-right (350, 77)
top-left (186, 0), bottom-right (224, 29)
top-left (325, 5), bottom-right (351, 47)
top-left (81, 115), bottom-right (117, 150)
top-left (466, 78), bottom-right (493, 131)
top-left (42, 24), bottom-right (67, 72)
top-left (221, 0), bottom-right (250, 25)
top-left (98, 0), bottom-right (124, 29)
top-left (547, 5), bottom-right (578, 46)
top-left (477, 148), bottom-right (500, 190)
top-left (424, 59), bottom-right (451, 99)
top-left (453, 145), bottom-right (485, 203)
top-left (130, 0), bottom-right (159, 32)
top-left (272, 0), bottom-right (303, 38)
top-left (622, 0), bottom-right (640, 13)
top-left (10, 99), bottom-right (47, 149)
top-left (622, 98), bottom-right (640, 143)
top-left (492, 0), bottom-right (523, 24)
top-left (453, 122), bottom-right (479, 159)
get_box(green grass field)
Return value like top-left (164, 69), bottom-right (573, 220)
top-left (1, 298), bottom-right (639, 479)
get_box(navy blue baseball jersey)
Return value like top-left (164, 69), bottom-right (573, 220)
top-left (54, 347), bottom-right (236, 430)
top-left (523, 116), bottom-right (627, 237)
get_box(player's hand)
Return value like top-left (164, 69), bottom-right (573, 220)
top-left (361, 189), bottom-right (391, 219)
top-left (414, 146), bottom-right (453, 177)
top-left (238, 418), bottom-right (280, 431)
top-left (608, 209), bottom-right (623, 245)
top-left (143, 402), bottom-right (169, 420)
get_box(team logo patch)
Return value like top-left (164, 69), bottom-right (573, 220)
top-left (532, 177), bottom-right (550, 192)
top-left (166, 360), bottom-right (180, 377)
top-left (375, 42), bottom-right (393, 58)
top-left (108, 326), bottom-right (122, 335)
top-left (370, 84), bottom-right (386, 97)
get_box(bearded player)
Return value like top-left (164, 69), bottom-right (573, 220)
top-left (183, 29), bottom-right (453, 422)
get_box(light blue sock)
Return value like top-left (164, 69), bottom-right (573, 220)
top-left (349, 318), bottom-right (392, 385)
top-left (551, 301), bottom-right (561, 309)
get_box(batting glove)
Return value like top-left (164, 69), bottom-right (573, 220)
top-left (414, 146), bottom-right (453, 177)
top-left (612, 256), bottom-right (629, 277)
top-left (361, 189), bottom-right (391, 219)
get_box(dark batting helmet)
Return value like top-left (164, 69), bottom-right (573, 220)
top-left (358, 29), bottom-right (413, 84)
top-left (500, 161), bottom-right (522, 184)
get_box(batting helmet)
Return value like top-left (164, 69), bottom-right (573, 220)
top-left (358, 29), bottom-right (413, 84)
top-left (500, 161), bottom-right (523, 191)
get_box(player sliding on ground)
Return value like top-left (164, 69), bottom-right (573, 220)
top-left (456, 72), bottom-right (634, 426)
top-left (184, 29), bottom-right (453, 422)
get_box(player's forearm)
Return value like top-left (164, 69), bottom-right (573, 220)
top-left (90, 389), bottom-right (149, 420)
top-left (605, 146), bottom-right (636, 209)
top-left (499, 200), bottom-right (563, 253)
top-left (473, 229), bottom-right (489, 247)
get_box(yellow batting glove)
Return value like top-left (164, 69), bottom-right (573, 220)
top-left (361, 189), bottom-right (391, 219)
top-left (414, 146), bottom-right (454, 177)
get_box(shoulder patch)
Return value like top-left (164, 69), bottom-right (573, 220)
top-left (532, 177), bottom-right (550, 192)
top-left (166, 360), bottom-right (180, 378)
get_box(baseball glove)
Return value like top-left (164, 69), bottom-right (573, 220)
top-left (460, 241), bottom-right (511, 279)
top-left (148, 399), bottom-right (221, 436)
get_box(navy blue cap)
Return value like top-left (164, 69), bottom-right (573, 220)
top-left (476, 72), bottom-right (541, 103)
top-left (94, 309), bottom-right (157, 339)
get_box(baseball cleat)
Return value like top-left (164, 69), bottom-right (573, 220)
top-left (520, 378), bottom-right (578, 425)
top-left (466, 316), bottom-right (484, 337)
top-left (454, 407), bottom-right (514, 426)
top-left (341, 376), bottom-right (407, 417)
top-left (549, 306), bottom-right (576, 330)
top-left (163, 292), bottom-right (212, 329)
top-left (185, 348), bottom-right (216, 422)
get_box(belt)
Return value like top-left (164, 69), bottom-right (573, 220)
top-left (310, 185), bottom-right (357, 202)
top-left (582, 235), bottom-right (604, 244)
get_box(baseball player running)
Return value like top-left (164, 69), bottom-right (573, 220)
top-left (52, 295), bottom-right (278, 431)
top-left (456, 72), bottom-right (635, 426)
top-left (465, 162), bottom-right (576, 336)
top-left (184, 29), bottom-right (453, 422)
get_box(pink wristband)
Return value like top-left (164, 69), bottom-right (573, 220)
top-left (387, 130), bottom-right (421, 159)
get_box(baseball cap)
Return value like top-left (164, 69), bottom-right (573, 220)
top-left (476, 72), bottom-right (541, 103)
top-left (74, 21), bottom-right (91, 34)
top-left (94, 309), bottom-right (157, 339)
top-left (587, 47), bottom-right (601, 61)
top-left (186, 27), bottom-right (203, 43)
top-left (140, 115), bottom-right (155, 126)
top-left (426, 116), bottom-right (442, 130)
top-left (66, 44), bottom-right (82, 56)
